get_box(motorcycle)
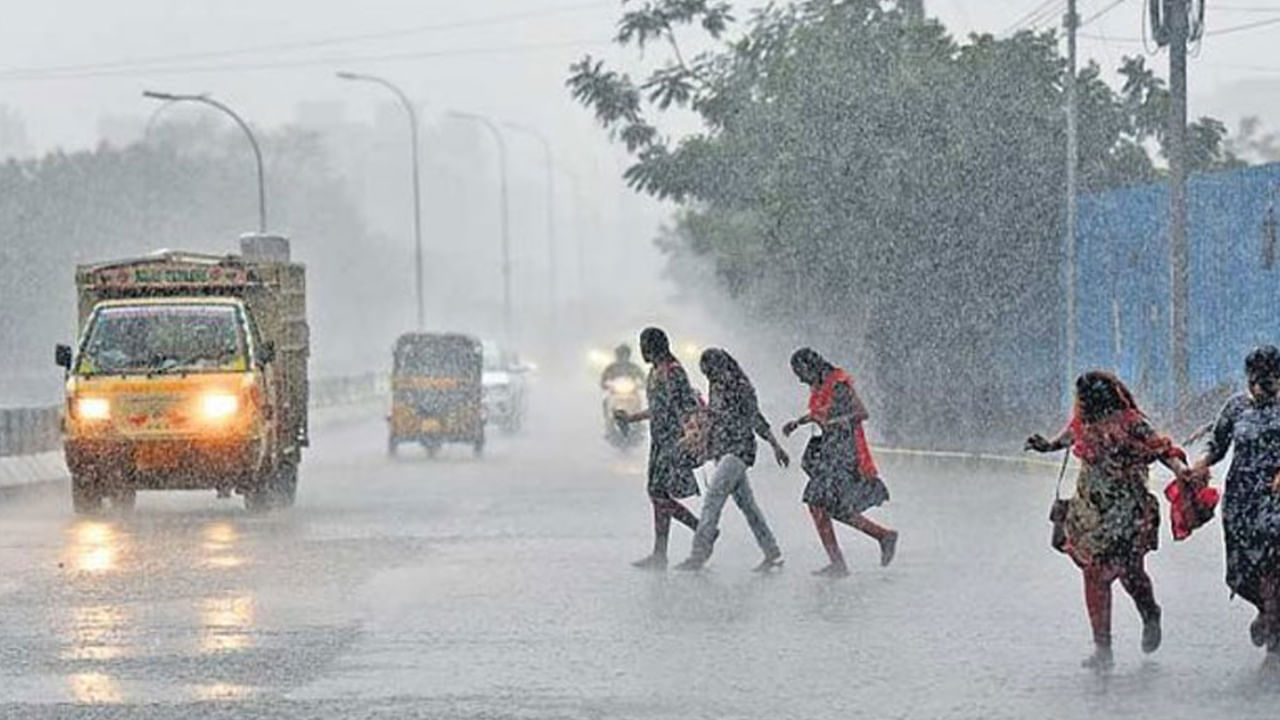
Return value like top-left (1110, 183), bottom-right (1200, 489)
top-left (602, 376), bottom-right (645, 450)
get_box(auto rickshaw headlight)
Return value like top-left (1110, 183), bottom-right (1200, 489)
top-left (76, 397), bottom-right (111, 421)
top-left (199, 393), bottom-right (239, 421)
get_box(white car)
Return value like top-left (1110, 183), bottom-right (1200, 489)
top-left (482, 341), bottom-right (530, 434)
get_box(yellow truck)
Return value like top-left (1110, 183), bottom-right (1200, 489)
top-left (55, 235), bottom-right (309, 513)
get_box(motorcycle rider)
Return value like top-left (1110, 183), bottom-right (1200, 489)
top-left (601, 344), bottom-right (645, 388)
top-left (601, 344), bottom-right (647, 441)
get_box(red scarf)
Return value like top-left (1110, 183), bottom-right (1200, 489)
top-left (1066, 408), bottom-right (1185, 467)
top-left (809, 368), bottom-right (879, 478)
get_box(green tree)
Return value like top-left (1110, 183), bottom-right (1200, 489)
top-left (568, 0), bottom-right (1241, 448)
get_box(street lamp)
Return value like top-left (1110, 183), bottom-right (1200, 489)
top-left (448, 110), bottom-right (512, 345)
top-left (502, 122), bottom-right (557, 333)
top-left (142, 90), bottom-right (266, 233)
top-left (337, 71), bottom-right (426, 330)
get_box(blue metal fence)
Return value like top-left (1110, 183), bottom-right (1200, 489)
top-left (1073, 162), bottom-right (1280, 410)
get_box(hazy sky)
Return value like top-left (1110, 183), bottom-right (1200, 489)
top-left (0, 0), bottom-right (1277, 158)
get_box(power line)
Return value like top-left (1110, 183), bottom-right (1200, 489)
top-left (1204, 16), bottom-right (1280, 36)
top-left (0, 0), bottom-right (613, 80)
top-left (1002, 0), bottom-right (1063, 35)
top-left (1080, 0), bottom-right (1130, 27)
top-left (0, 38), bottom-right (611, 84)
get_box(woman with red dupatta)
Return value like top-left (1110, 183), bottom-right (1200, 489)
top-left (1026, 371), bottom-right (1191, 671)
top-left (783, 348), bottom-right (898, 578)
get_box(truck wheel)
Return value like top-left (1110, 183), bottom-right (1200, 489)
top-left (387, 437), bottom-right (399, 457)
top-left (273, 463), bottom-right (298, 509)
top-left (112, 488), bottom-right (137, 513)
top-left (244, 488), bottom-right (271, 514)
top-left (472, 439), bottom-right (485, 458)
top-left (71, 474), bottom-right (103, 515)
top-left (422, 441), bottom-right (440, 459)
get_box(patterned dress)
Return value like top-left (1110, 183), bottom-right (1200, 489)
top-left (1206, 394), bottom-right (1280, 606)
top-left (1063, 411), bottom-right (1179, 567)
top-left (645, 359), bottom-right (700, 500)
top-left (800, 372), bottom-right (889, 518)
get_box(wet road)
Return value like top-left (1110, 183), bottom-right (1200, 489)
top-left (2, 398), bottom-right (1280, 719)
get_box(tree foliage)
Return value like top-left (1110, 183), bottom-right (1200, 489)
top-left (568, 0), bottom-right (1242, 448)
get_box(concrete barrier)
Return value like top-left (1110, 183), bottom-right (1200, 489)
top-left (0, 406), bottom-right (61, 457)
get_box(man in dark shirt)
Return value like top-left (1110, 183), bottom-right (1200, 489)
top-left (675, 348), bottom-right (789, 571)
top-left (600, 344), bottom-right (645, 388)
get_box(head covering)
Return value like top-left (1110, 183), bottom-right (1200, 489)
top-left (700, 348), bottom-right (746, 385)
top-left (1074, 370), bottom-right (1139, 424)
top-left (639, 327), bottom-right (672, 364)
top-left (789, 347), bottom-right (832, 386)
top-left (1068, 370), bottom-right (1183, 465)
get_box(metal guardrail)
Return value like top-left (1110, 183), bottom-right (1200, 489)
top-left (0, 407), bottom-right (62, 457)
top-left (0, 372), bottom-right (388, 458)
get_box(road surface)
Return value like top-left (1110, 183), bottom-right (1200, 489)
top-left (0, 391), bottom-right (1278, 719)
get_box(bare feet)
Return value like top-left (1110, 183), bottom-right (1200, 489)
top-left (673, 556), bottom-right (706, 572)
top-left (1082, 645), bottom-right (1114, 672)
top-left (631, 553), bottom-right (667, 570)
top-left (812, 563), bottom-right (850, 578)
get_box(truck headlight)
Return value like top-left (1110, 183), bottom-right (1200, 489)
top-left (200, 393), bottom-right (239, 420)
top-left (76, 397), bottom-right (111, 421)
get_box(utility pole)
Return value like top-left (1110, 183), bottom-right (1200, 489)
top-left (143, 91), bottom-right (266, 233)
top-left (1064, 0), bottom-right (1079, 397)
top-left (1168, 0), bottom-right (1191, 412)
top-left (449, 111), bottom-right (513, 345)
top-left (336, 72), bottom-right (426, 330)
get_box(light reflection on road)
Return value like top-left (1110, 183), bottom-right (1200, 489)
top-left (64, 520), bottom-right (121, 574)
top-left (200, 594), bottom-right (256, 654)
top-left (202, 520), bottom-right (245, 569)
top-left (190, 682), bottom-right (254, 701)
top-left (68, 671), bottom-right (122, 704)
top-left (61, 605), bottom-right (128, 661)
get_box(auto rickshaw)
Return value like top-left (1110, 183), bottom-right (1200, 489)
top-left (387, 332), bottom-right (484, 458)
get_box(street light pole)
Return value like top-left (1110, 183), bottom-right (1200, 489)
top-left (337, 72), bottom-right (426, 330)
top-left (503, 122), bottom-right (558, 334)
top-left (449, 111), bottom-right (512, 344)
top-left (1064, 0), bottom-right (1079, 401)
top-left (142, 91), bottom-right (266, 233)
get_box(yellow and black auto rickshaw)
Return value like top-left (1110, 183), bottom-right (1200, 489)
top-left (388, 332), bottom-right (484, 458)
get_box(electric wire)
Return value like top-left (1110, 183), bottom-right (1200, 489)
top-left (0, 38), bottom-right (611, 84)
top-left (0, 0), bottom-right (614, 80)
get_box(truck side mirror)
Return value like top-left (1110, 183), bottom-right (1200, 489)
top-left (259, 341), bottom-right (276, 366)
top-left (55, 344), bottom-right (72, 370)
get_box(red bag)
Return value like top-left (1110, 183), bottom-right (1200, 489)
top-left (1164, 475), bottom-right (1220, 541)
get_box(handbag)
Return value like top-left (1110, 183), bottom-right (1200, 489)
top-left (801, 435), bottom-right (824, 479)
top-left (674, 409), bottom-right (712, 469)
top-left (1049, 450), bottom-right (1071, 554)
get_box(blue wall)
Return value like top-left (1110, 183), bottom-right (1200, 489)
top-left (1074, 162), bottom-right (1280, 409)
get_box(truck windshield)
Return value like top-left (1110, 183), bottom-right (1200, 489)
top-left (79, 304), bottom-right (248, 375)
